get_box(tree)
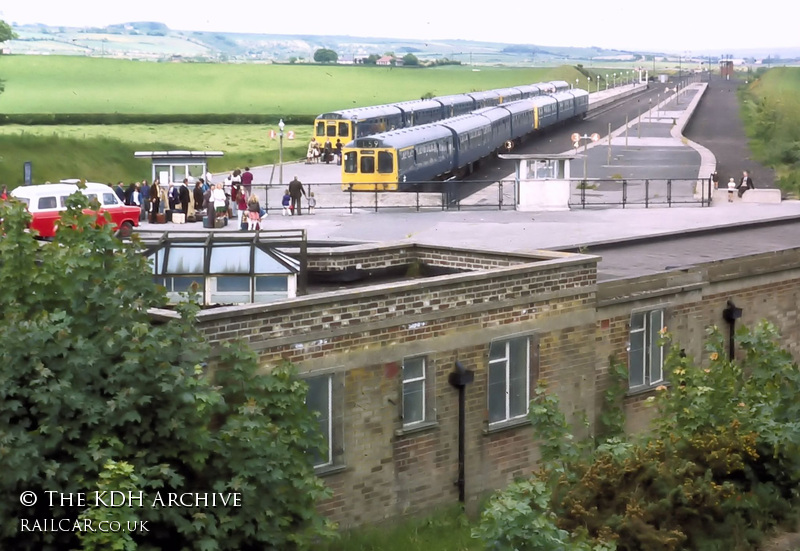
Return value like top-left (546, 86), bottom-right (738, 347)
top-left (0, 197), bottom-right (334, 550)
top-left (364, 54), bottom-right (379, 65)
top-left (402, 53), bottom-right (419, 66)
top-left (0, 20), bottom-right (16, 44)
top-left (313, 48), bottom-right (338, 64)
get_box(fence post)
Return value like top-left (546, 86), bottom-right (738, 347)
top-left (707, 177), bottom-right (712, 206)
top-left (349, 189), bottom-right (353, 214)
top-left (441, 192), bottom-right (446, 211)
top-left (498, 181), bottom-right (503, 210)
top-left (667, 179), bottom-right (672, 206)
top-left (581, 179), bottom-right (586, 209)
top-left (622, 180), bottom-right (627, 208)
top-left (264, 183), bottom-right (269, 213)
top-left (645, 179), bottom-right (649, 208)
top-left (374, 188), bottom-right (379, 213)
top-left (416, 191), bottom-right (420, 212)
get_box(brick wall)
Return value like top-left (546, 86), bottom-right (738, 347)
top-left (147, 241), bottom-right (800, 528)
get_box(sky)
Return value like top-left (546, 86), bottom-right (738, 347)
top-left (1, 0), bottom-right (797, 54)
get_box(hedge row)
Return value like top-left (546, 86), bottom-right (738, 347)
top-left (0, 113), bottom-right (318, 126)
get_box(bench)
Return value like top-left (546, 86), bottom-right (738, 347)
top-left (741, 188), bottom-right (782, 203)
top-left (712, 188), bottom-right (782, 205)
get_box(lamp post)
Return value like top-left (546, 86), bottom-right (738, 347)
top-left (571, 132), bottom-right (600, 180)
top-left (587, 76), bottom-right (591, 91)
top-left (575, 78), bottom-right (579, 89)
top-left (597, 77), bottom-right (600, 93)
top-left (605, 74), bottom-right (609, 90)
top-left (613, 73), bottom-right (617, 88)
top-left (278, 119), bottom-right (285, 188)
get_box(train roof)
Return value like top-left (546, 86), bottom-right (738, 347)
top-left (548, 80), bottom-right (570, 90)
top-left (493, 87), bottom-right (523, 97)
top-left (515, 84), bottom-right (543, 96)
top-left (471, 106), bottom-right (510, 122)
top-left (433, 94), bottom-right (473, 106)
top-left (569, 88), bottom-right (590, 99)
top-left (529, 95), bottom-right (558, 107)
top-left (438, 113), bottom-right (492, 133)
top-left (550, 91), bottom-right (579, 101)
top-left (466, 90), bottom-right (501, 102)
top-left (351, 124), bottom-right (453, 149)
top-left (316, 104), bottom-right (402, 121)
top-left (393, 99), bottom-right (443, 111)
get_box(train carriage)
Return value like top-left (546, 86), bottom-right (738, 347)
top-left (433, 94), bottom-right (477, 118)
top-left (493, 87), bottom-right (523, 104)
top-left (548, 80), bottom-right (570, 92)
top-left (466, 90), bottom-right (501, 109)
top-left (569, 88), bottom-right (590, 118)
top-left (551, 91), bottom-right (577, 122)
top-left (394, 99), bottom-right (451, 127)
top-left (342, 125), bottom-right (455, 191)
top-left (439, 114), bottom-right (494, 170)
top-left (514, 84), bottom-right (544, 99)
top-left (531, 95), bottom-right (559, 129)
top-left (314, 105), bottom-right (404, 143)
top-left (471, 106), bottom-right (512, 148)
top-left (497, 101), bottom-right (536, 141)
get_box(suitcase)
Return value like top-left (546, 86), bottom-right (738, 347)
top-left (173, 213), bottom-right (186, 224)
top-left (203, 215), bottom-right (214, 229)
top-left (156, 213), bottom-right (166, 224)
top-left (214, 218), bottom-right (225, 229)
top-left (165, 210), bottom-right (173, 222)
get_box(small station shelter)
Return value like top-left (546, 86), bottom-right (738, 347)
top-left (499, 153), bottom-right (577, 211)
top-left (134, 151), bottom-right (224, 185)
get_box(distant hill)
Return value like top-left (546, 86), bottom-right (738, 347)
top-left (4, 22), bottom-right (648, 65)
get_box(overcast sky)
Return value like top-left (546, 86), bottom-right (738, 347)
top-left (1, 0), bottom-right (795, 54)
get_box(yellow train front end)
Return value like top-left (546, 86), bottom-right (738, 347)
top-left (340, 147), bottom-right (399, 192)
top-left (314, 117), bottom-right (354, 144)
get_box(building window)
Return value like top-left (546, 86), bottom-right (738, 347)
top-left (488, 336), bottom-right (532, 425)
top-left (629, 309), bottom-right (665, 389)
top-left (402, 357), bottom-right (426, 426)
top-left (306, 375), bottom-right (333, 468)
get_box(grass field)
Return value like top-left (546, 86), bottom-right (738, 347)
top-left (0, 55), bottom-right (591, 185)
top-left (741, 67), bottom-right (800, 194)
top-left (0, 55), bottom-right (583, 115)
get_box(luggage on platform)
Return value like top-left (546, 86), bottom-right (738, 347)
top-left (156, 213), bottom-right (166, 224)
top-left (203, 215), bottom-right (214, 229)
top-left (173, 213), bottom-right (186, 224)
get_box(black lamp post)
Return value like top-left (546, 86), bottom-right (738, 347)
top-left (448, 361), bottom-right (474, 504)
top-left (722, 299), bottom-right (743, 361)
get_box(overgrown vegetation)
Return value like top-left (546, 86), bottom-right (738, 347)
top-left (740, 67), bottom-right (800, 196)
top-left (0, 197), bottom-right (335, 550)
top-left (476, 324), bottom-right (800, 550)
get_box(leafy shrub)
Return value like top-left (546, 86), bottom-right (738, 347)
top-left (476, 323), bottom-right (800, 551)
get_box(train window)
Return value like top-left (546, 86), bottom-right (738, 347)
top-left (316, 122), bottom-right (325, 137)
top-left (338, 122), bottom-right (349, 137)
top-left (344, 152), bottom-right (358, 173)
top-left (378, 152), bottom-right (393, 173)
top-left (360, 155), bottom-right (375, 174)
top-left (326, 125), bottom-right (337, 137)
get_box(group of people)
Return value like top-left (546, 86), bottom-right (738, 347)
top-left (280, 176), bottom-right (316, 215)
top-left (307, 137), bottom-right (343, 165)
top-left (721, 170), bottom-right (756, 202)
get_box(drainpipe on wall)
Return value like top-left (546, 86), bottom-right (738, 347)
top-left (722, 299), bottom-right (743, 361)
top-left (448, 361), bottom-right (474, 504)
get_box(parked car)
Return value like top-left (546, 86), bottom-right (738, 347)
top-left (10, 180), bottom-right (140, 238)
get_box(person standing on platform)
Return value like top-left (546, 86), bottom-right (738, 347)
top-left (288, 176), bottom-right (306, 215)
top-left (241, 167), bottom-right (254, 196)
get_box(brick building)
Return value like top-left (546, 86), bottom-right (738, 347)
top-left (151, 241), bottom-right (800, 526)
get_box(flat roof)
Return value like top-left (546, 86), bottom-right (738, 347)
top-left (134, 151), bottom-right (224, 158)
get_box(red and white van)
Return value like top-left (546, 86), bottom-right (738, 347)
top-left (10, 180), bottom-right (141, 238)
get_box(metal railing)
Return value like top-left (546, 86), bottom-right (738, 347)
top-left (572, 177), bottom-right (714, 209)
top-left (226, 176), bottom-right (713, 216)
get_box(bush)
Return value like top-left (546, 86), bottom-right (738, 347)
top-left (0, 197), bottom-right (335, 550)
top-left (475, 322), bottom-right (800, 550)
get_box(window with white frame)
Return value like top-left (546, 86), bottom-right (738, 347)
top-left (305, 375), bottom-right (333, 468)
top-left (402, 357), bottom-right (426, 426)
top-left (629, 309), bottom-right (665, 389)
top-left (488, 336), bottom-right (532, 425)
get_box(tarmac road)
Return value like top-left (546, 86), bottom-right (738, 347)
top-left (683, 77), bottom-right (775, 188)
